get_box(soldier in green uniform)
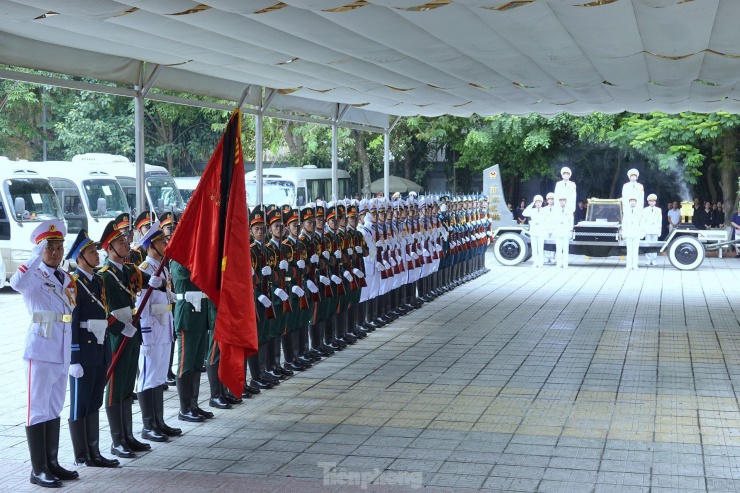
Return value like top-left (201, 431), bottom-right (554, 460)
top-left (312, 204), bottom-right (336, 354)
top-left (264, 207), bottom-right (293, 380)
top-left (282, 207), bottom-right (312, 371)
top-left (129, 211), bottom-right (156, 266)
top-left (98, 214), bottom-right (157, 458)
top-left (246, 207), bottom-right (277, 393)
top-left (297, 205), bottom-right (322, 362)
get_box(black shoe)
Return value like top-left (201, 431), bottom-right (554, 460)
top-left (246, 384), bottom-right (261, 395)
top-left (275, 365), bottom-right (295, 377)
top-left (209, 397), bottom-right (232, 409)
top-left (250, 379), bottom-right (272, 390)
top-left (284, 361), bottom-right (307, 372)
top-left (264, 369), bottom-right (287, 381)
top-left (194, 406), bottom-right (215, 419)
top-left (166, 373), bottom-right (176, 386)
top-left (224, 390), bottom-right (244, 404)
top-left (241, 390), bottom-right (254, 399)
top-left (178, 410), bottom-right (205, 422)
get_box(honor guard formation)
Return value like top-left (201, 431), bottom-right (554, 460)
top-left (11, 192), bottom-right (492, 488)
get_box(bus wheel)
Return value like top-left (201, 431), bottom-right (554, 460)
top-left (668, 236), bottom-right (704, 271)
top-left (493, 232), bottom-right (528, 266)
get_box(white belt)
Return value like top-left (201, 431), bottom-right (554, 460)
top-left (176, 292), bottom-right (208, 300)
top-left (79, 319), bottom-right (107, 344)
top-left (31, 311), bottom-right (71, 338)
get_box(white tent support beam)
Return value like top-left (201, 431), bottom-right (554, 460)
top-left (255, 87), bottom-right (267, 206)
top-left (133, 64), bottom-right (162, 215)
top-left (238, 85), bottom-right (252, 109)
top-left (383, 117), bottom-right (401, 200)
top-left (330, 104), bottom-right (349, 202)
top-left (0, 68), bottom-right (134, 98)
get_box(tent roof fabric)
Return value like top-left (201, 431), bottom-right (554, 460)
top-left (2, 0), bottom-right (739, 121)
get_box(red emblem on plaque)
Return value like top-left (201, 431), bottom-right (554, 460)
top-left (489, 170), bottom-right (497, 179)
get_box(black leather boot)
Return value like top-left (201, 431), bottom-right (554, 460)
top-left (207, 364), bottom-right (232, 409)
top-left (122, 398), bottom-right (151, 451)
top-left (154, 385), bottom-right (182, 436)
top-left (317, 321), bottom-right (335, 354)
top-left (166, 344), bottom-right (176, 386)
top-left (191, 371), bottom-right (214, 419)
top-left (85, 412), bottom-right (119, 467)
top-left (106, 404), bottom-right (135, 458)
top-left (46, 417), bottom-right (79, 480)
top-left (176, 373), bottom-right (204, 422)
top-left (248, 353), bottom-right (272, 390)
top-left (138, 389), bottom-right (168, 442)
top-left (26, 421), bottom-right (62, 487)
top-left (69, 418), bottom-right (91, 467)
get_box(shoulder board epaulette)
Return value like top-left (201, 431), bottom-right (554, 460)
top-left (71, 273), bottom-right (80, 281)
top-left (139, 261), bottom-right (149, 270)
top-left (98, 265), bottom-right (109, 273)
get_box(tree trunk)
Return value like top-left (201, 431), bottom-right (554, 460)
top-left (404, 149), bottom-right (412, 181)
top-left (352, 130), bottom-right (371, 197)
top-left (282, 121), bottom-right (304, 161)
top-left (609, 149), bottom-right (622, 198)
top-left (719, 129), bottom-right (739, 226)
top-left (706, 155), bottom-right (718, 204)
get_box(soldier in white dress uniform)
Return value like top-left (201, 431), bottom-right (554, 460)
top-left (543, 193), bottom-right (556, 264)
top-left (642, 193), bottom-right (662, 266)
top-left (622, 197), bottom-right (644, 270)
top-left (134, 222), bottom-right (180, 443)
top-left (553, 196), bottom-right (574, 269)
top-left (11, 220), bottom-right (80, 487)
top-left (621, 168), bottom-right (644, 210)
top-left (522, 195), bottom-right (547, 268)
top-left (554, 167), bottom-right (577, 214)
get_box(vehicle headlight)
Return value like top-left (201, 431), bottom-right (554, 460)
top-left (11, 249), bottom-right (32, 261)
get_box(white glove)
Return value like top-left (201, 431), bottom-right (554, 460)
top-left (319, 275), bottom-right (330, 286)
top-left (334, 250), bottom-right (342, 259)
top-left (346, 248), bottom-right (353, 255)
top-left (258, 294), bottom-right (272, 308)
top-left (252, 266), bottom-right (255, 276)
top-left (306, 280), bottom-right (319, 293)
top-left (383, 261), bottom-right (390, 270)
top-left (310, 254), bottom-right (319, 264)
top-left (355, 245), bottom-right (363, 253)
top-left (68, 363), bottom-right (84, 379)
top-left (436, 244), bottom-right (442, 252)
top-left (32, 239), bottom-right (48, 257)
top-left (121, 323), bottom-right (137, 338)
top-left (411, 252), bottom-right (419, 260)
top-left (140, 345), bottom-right (152, 358)
top-left (274, 288), bottom-right (288, 301)
top-left (279, 259), bottom-right (289, 270)
top-left (261, 265), bottom-right (272, 276)
top-left (375, 262), bottom-right (385, 271)
top-left (423, 249), bottom-right (431, 257)
top-left (331, 274), bottom-right (342, 284)
top-left (390, 258), bottom-right (397, 267)
top-left (148, 275), bottom-right (163, 289)
top-left (353, 268), bottom-right (364, 279)
top-left (343, 270), bottom-right (353, 281)
top-left (396, 255), bottom-right (403, 264)
top-left (291, 285), bottom-right (305, 297)
top-left (296, 259), bottom-right (305, 269)
top-left (322, 250), bottom-right (330, 260)
top-left (376, 239), bottom-right (384, 248)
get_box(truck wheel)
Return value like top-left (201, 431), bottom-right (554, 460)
top-left (668, 236), bottom-right (704, 271)
top-left (493, 232), bottom-right (528, 266)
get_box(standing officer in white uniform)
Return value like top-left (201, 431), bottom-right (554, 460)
top-left (522, 195), bottom-right (547, 268)
top-left (553, 196), bottom-right (574, 269)
top-left (11, 220), bottom-right (79, 487)
top-left (135, 222), bottom-right (180, 443)
top-left (642, 193), bottom-right (662, 266)
top-left (622, 197), bottom-right (643, 270)
top-left (554, 167), bottom-right (577, 214)
top-left (621, 169), bottom-right (644, 210)
top-left (543, 192), bottom-right (557, 264)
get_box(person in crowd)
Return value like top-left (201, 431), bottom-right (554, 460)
top-left (575, 200), bottom-right (587, 224)
top-left (554, 167), bottom-right (577, 214)
top-left (515, 198), bottom-right (528, 225)
top-left (621, 169), bottom-right (644, 210)
top-left (712, 201), bottom-right (725, 228)
top-left (668, 201), bottom-right (681, 232)
top-left (522, 195), bottom-right (546, 268)
top-left (643, 194), bottom-right (662, 266)
top-left (731, 204), bottom-right (740, 258)
top-left (622, 196), bottom-right (643, 270)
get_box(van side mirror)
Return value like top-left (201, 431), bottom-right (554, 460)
top-left (96, 198), bottom-right (107, 216)
top-left (14, 197), bottom-right (26, 219)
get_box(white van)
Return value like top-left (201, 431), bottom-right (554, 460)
top-left (71, 154), bottom-right (185, 216)
top-left (245, 165), bottom-right (352, 207)
top-left (0, 157), bottom-right (67, 284)
top-left (21, 160), bottom-right (130, 246)
top-left (173, 176), bottom-right (200, 206)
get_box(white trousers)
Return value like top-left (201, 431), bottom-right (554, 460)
top-left (25, 359), bottom-right (67, 426)
top-left (135, 343), bottom-right (172, 392)
top-left (625, 236), bottom-right (640, 268)
top-left (555, 237), bottom-right (569, 268)
top-left (544, 233), bottom-right (555, 261)
top-left (645, 234), bottom-right (658, 261)
top-left (531, 235), bottom-right (545, 267)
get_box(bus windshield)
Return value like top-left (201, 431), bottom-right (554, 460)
top-left (246, 180), bottom-right (296, 206)
top-left (146, 176), bottom-right (184, 214)
top-left (83, 179), bottom-right (129, 218)
top-left (5, 178), bottom-right (64, 222)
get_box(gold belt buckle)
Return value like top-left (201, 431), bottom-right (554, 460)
top-left (132, 308), bottom-right (138, 315)
top-left (168, 305), bottom-right (173, 311)
top-left (62, 314), bottom-right (72, 323)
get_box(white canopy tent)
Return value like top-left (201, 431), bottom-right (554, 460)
top-left (1, 0), bottom-right (739, 202)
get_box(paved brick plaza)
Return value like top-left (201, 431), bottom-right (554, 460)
top-left (2, 252), bottom-right (740, 492)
